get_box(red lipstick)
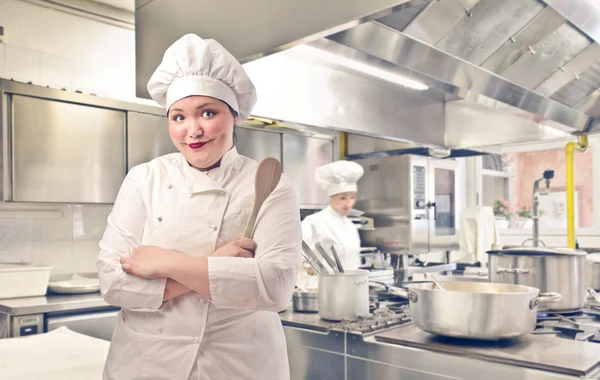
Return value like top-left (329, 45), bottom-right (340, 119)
top-left (188, 141), bottom-right (209, 150)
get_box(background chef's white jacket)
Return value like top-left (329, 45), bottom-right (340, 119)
top-left (299, 206), bottom-right (360, 288)
top-left (97, 147), bottom-right (302, 380)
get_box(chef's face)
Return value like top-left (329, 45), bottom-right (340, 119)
top-left (330, 192), bottom-right (357, 216)
top-left (168, 96), bottom-right (238, 171)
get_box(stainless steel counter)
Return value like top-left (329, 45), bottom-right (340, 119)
top-left (280, 311), bottom-right (600, 380)
top-left (0, 292), bottom-right (111, 316)
top-left (278, 309), bottom-right (340, 332)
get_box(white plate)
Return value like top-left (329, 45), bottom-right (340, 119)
top-left (48, 274), bottom-right (100, 294)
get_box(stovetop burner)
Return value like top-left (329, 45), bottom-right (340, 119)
top-left (535, 308), bottom-right (600, 342)
top-left (334, 304), bottom-right (411, 334)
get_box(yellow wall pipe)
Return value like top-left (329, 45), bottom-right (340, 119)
top-left (340, 132), bottom-right (347, 160)
top-left (566, 135), bottom-right (588, 248)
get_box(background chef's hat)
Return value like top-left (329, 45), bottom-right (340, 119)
top-left (315, 161), bottom-right (364, 196)
top-left (147, 34), bottom-right (257, 121)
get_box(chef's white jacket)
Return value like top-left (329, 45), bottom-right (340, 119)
top-left (97, 147), bottom-right (302, 380)
top-left (298, 206), bottom-right (360, 288)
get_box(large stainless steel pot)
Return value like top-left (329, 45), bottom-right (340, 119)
top-left (586, 253), bottom-right (600, 290)
top-left (318, 269), bottom-right (369, 321)
top-left (487, 247), bottom-right (585, 312)
top-left (390, 282), bottom-right (560, 340)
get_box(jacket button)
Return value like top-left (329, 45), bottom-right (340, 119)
top-left (157, 216), bottom-right (163, 222)
top-left (211, 225), bottom-right (218, 231)
top-left (220, 191), bottom-right (226, 196)
top-left (167, 184), bottom-right (172, 189)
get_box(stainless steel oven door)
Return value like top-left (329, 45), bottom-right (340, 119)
top-left (428, 158), bottom-right (459, 252)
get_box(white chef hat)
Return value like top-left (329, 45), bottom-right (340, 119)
top-left (315, 161), bottom-right (364, 196)
top-left (147, 34), bottom-right (257, 121)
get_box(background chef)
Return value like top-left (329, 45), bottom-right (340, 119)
top-left (96, 34), bottom-right (302, 380)
top-left (299, 161), bottom-right (364, 287)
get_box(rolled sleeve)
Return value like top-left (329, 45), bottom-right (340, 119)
top-left (208, 175), bottom-right (302, 311)
top-left (96, 165), bottom-right (167, 310)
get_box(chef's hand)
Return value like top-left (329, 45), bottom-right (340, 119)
top-left (121, 246), bottom-right (174, 279)
top-left (302, 261), bottom-right (317, 276)
top-left (210, 238), bottom-right (255, 258)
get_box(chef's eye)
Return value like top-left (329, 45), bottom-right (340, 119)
top-left (202, 110), bottom-right (216, 118)
top-left (172, 114), bottom-right (185, 122)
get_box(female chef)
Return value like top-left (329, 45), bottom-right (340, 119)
top-left (298, 161), bottom-right (364, 287)
top-left (96, 34), bottom-right (302, 380)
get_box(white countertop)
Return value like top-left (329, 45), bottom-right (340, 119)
top-left (0, 327), bottom-right (109, 379)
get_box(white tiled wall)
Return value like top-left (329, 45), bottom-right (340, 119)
top-left (0, 203), bottom-right (112, 276)
top-left (0, 0), bottom-right (136, 100)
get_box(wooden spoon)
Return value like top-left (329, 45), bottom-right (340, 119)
top-left (242, 157), bottom-right (283, 238)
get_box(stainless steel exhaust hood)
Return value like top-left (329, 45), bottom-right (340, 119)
top-left (136, 0), bottom-right (600, 148)
top-left (134, 0), bottom-right (414, 98)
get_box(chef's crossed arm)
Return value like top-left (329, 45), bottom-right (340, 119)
top-left (97, 166), bottom-right (302, 312)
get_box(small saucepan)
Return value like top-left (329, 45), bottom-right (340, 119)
top-left (292, 288), bottom-right (318, 313)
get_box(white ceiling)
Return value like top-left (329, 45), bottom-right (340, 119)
top-left (87, 0), bottom-right (135, 12)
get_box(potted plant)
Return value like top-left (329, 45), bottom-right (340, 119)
top-left (493, 198), bottom-right (514, 229)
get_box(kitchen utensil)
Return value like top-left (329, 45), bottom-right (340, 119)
top-left (426, 273), bottom-right (446, 291)
top-left (318, 269), bottom-right (370, 321)
top-left (293, 289), bottom-right (319, 313)
top-left (389, 282), bottom-right (561, 340)
top-left (243, 157), bottom-right (282, 239)
top-left (330, 245), bottom-right (344, 273)
top-left (302, 241), bottom-right (334, 275)
top-left (487, 247), bottom-right (585, 312)
top-left (314, 242), bottom-right (338, 273)
top-left (586, 253), bottom-right (600, 290)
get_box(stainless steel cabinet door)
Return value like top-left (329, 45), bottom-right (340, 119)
top-left (235, 127), bottom-right (282, 163)
top-left (127, 112), bottom-right (176, 170)
top-left (283, 134), bottom-right (333, 208)
top-left (11, 95), bottom-right (126, 203)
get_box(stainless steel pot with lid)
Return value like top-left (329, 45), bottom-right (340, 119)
top-left (390, 282), bottom-right (560, 340)
top-left (487, 247), bottom-right (585, 312)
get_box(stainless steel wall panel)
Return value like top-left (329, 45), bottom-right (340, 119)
top-left (235, 127), bottom-right (282, 164)
top-left (127, 112), bottom-right (175, 170)
top-left (282, 134), bottom-right (333, 208)
top-left (11, 95), bottom-right (126, 203)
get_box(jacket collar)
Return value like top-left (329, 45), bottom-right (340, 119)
top-left (177, 146), bottom-right (243, 194)
top-left (324, 206), bottom-right (346, 221)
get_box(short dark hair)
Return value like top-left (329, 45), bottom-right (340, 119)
top-left (228, 105), bottom-right (239, 146)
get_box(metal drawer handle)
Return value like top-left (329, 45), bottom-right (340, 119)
top-left (497, 267), bottom-right (530, 274)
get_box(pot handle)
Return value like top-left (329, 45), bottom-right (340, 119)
top-left (521, 238), bottom-right (547, 247)
top-left (388, 286), bottom-right (418, 303)
top-left (496, 267), bottom-right (531, 274)
top-left (530, 292), bottom-right (562, 309)
top-left (588, 288), bottom-right (600, 303)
